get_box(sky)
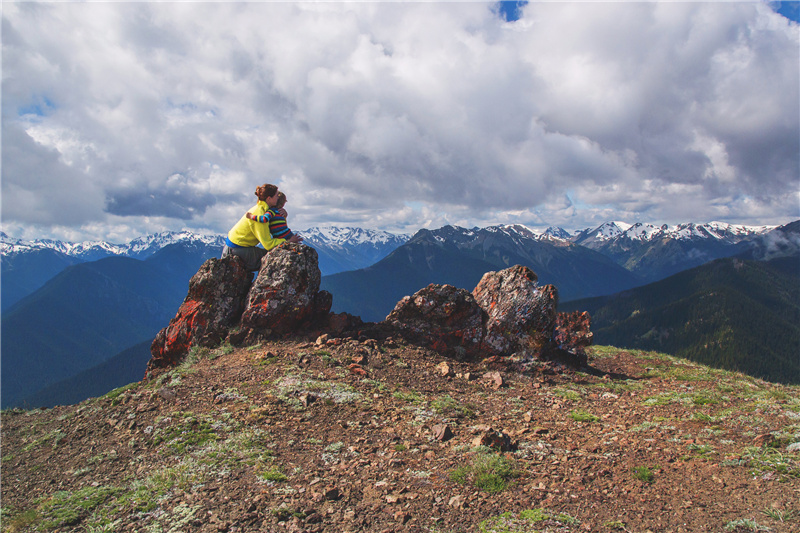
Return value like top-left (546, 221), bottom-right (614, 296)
top-left (2, 1), bottom-right (799, 243)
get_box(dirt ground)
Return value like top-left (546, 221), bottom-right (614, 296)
top-left (2, 336), bottom-right (799, 533)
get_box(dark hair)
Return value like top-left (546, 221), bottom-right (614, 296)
top-left (255, 184), bottom-right (278, 202)
top-left (276, 192), bottom-right (287, 209)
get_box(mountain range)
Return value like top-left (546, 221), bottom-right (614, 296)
top-left (2, 219), bottom-right (796, 407)
top-left (321, 221), bottom-right (787, 322)
top-left (321, 224), bottom-right (640, 322)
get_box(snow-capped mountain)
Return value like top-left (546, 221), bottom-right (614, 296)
top-left (489, 224), bottom-right (574, 243)
top-left (123, 231), bottom-right (224, 260)
top-left (571, 220), bottom-right (779, 283)
top-left (573, 221), bottom-right (774, 246)
top-left (300, 226), bottom-right (409, 247)
top-left (1, 231), bottom-right (226, 313)
top-left (300, 227), bottom-right (410, 275)
top-left (0, 231), bottom-right (224, 261)
top-left (1, 232), bottom-right (127, 261)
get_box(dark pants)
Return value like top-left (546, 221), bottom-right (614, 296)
top-left (221, 245), bottom-right (266, 272)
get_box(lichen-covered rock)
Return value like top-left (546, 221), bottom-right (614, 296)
top-left (239, 243), bottom-right (332, 335)
top-left (472, 265), bottom-right (558, 356)
top-left (385, 284), bottom-right (485, 359)
top-left (555, 310), bottom-right (593, 359)
top-left (148, 255), bottom-right (251, 375)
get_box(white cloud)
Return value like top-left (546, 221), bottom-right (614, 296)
top-left (2, 1), bottom-right (797, 242)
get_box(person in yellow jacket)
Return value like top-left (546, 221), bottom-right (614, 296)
top-left (221, 184), bottom-right (302, 271)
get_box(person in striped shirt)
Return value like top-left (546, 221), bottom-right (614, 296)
top-left (245, 192), bottom-right (302, 243)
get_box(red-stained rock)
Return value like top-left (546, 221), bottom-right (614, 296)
top-left (385, 284), bottom-right (486, 359)
top-left (239, 243), bottom-right (332, 335)
top-left (148, 255), bottom-right (251, 375)
top-left (555, 310), bottom-right (593, 358)
top-left (472, 265), bottom-right (558, 356)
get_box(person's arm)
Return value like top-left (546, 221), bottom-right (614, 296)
top-left (251, 219), bottom-right (285, 251)
top-left (246, 211), bottom-right (274, 224)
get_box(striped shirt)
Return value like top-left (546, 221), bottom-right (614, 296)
top-left (253, 209), bottom-right (295, 240)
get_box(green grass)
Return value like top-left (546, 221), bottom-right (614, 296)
top-left (151, 412), bottom-right (219, 455)
top-left (632, 465), bottom-right (656, 483)
top-left (431, 395), bottom-right (475, 418)
top-left (687, 443), bottom-right (716, 456)
top-left (762, 508), bottom-right (795, 522)
top-left (724, 517), bottom-right (771, 531)
top-left (569, 410), bottom-right (599, 423)
top-left (258, 467), bottom-right (288, 483)
top-left (36, 486), bottom-right (121, 529)
top-left (450, 453), bottom-right (519, 493)
top-left (478, 508), bottom-right (579, 532)
top-left (741, 446), bottom-right (800, 481)
top-left (393, 389), bottom-right (423, 403)
top-left (555, 387), bottom-right (583, 401)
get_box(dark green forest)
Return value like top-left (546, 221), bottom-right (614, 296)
top-left (561, 256), bottom-right (800, 384)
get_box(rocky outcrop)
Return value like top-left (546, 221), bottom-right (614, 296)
top-left (385, 284), bottom-right (485, 359)
top-left (149, 251), bottom-right (591, 376)
top-left (472, 265), bottom-right (558, 356)
top-left (148, 256), bottom-right (251, 373)
top-left (240, 243), bottom-right (332, 337)
top-left (386, 265), bottom-right (589, 365)
top-left (148, 243), bottom-right (333, 375)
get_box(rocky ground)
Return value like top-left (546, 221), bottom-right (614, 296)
top-left (2, 336), bottom-right (799, 533)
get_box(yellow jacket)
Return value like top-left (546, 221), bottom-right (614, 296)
top-left (227, 201), bottom-right (286, 251)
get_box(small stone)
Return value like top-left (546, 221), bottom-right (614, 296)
top-left (473, 429), bottom-right (515, 451)
top-left (305, 513), bottom-right (323, 524)
top-left (483, 371), bottom-right (504, 389)
top-left (523, 411), bottom-right (533, 423)
top-left (157, 387), bottom-right (177, 401)
top-left (316, 334), bottom-right (329, 345)
top-left (436, 362), bottom-right (454, 377)
top-left (448, 495), bottom-right (465, 508)
top-left (753, 433), bottom-right (775, 447)
top-left (299, 393), bottom-right (316, 408)
top-left (394, 511), bottom-right (410, 524)
top-left (348, 363), bottom-right (368, 377)
top-left (432, 424), bottom-right (454, 442)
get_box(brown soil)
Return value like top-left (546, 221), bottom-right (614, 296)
top-left (2, 337), bottom-right (799, 533)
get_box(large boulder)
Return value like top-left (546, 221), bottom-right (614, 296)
top-left (472, 265), bottom-right (559, 356)
top-left (385, 284), bottom-right (486, 359)
top-left (239, 243), bottom-right (332, 336)
top-left (148, 255), bottom-right (251, 374)
top-left (555, 311), bottom-right (593, 361)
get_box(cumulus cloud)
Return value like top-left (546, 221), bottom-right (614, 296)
top-left (1, 1), bottom-right (797, 242)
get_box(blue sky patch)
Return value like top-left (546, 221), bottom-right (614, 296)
top-left (18, 95), bottom-right (56, 117)
top-left (771, 1), bottom-right (800, 22)
top-left (496, 1), bottom-right (528, 22)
